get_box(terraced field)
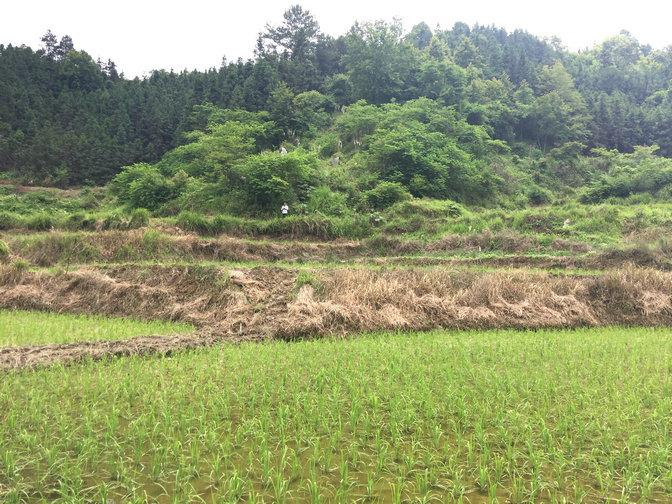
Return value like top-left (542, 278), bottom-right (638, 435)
top-left (2, 198), bottom-right (672, 502)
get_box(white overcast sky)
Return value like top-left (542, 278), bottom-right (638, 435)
top-left (2, 0), bottom-right (672, 78)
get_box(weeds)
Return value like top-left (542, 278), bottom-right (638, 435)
top-left (294, 270), bottom-right (325, 297)
top-left (0, 240), bottom-right (8, 261)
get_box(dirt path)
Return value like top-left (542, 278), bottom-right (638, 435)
top-left (0, 332), bottom-right (203, 370)
top-left (0, 329), bottom-right (262, 371)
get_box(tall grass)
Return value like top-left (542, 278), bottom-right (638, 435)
top-left (175, 211), bottom-right (372, 239)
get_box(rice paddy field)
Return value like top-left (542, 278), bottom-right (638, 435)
top-left (0, 310), bottom-right (193, 347)
top-left (2, 325), bottom-right (672, 503)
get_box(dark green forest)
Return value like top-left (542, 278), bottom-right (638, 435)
top-left (2, 5), bottom-right (672, 215)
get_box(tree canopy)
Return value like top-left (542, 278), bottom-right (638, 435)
top-left (2, 5), bottom-right (672, 214)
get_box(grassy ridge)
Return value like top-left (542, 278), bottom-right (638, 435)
top-left (3, 186), bottom-right (672, 247)
top-left (1, 327), bottom-right (671, 502)
top-left (0, 310), bottom-right (193, 347)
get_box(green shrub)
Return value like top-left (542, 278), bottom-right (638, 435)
top-left (65, 212), bottom-right (97, 231)
top-left (230, 150), bottom-right (318, 213)
top-left (111, 163), bottom-right (187, 210)
top-left (11, 258), bottom-right (30, 272)
top-left (306, 186), bottom-right (348, 216)
top-left (101, 212), bottom-right (127, 230)
top-left (366, 182), bottom-right (411, 210)
top-left (26, 213), bottom-right (55, 231)
top-left (580, 148), bottom-right (672, 203)
top-left (77, 188), bottom-right (102, 210)
top-left (314, 131), bottom-right (341, 158)
top-left (129, 208), bottom-right (150, 229)
top-left (176, 211), bottom-right (212, 234)
top-left (0, 212), bottom-right (20, 230)
top-left (528, 186), bottom-right (553, 206)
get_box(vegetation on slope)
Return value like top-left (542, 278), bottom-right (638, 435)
top-left (2, 5), bottom-right (672, 209)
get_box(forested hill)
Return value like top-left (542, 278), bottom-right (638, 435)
top-left (1, 5), bottom-right (672, 189)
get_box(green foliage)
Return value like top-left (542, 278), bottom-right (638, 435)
top-left (0, 240), bottom-right (9, 260)
top-left (176, 211), bottom-right (213, 234)
top-left (5, 16), bottom-right (672, 188)
top-left (6, 12), bottom-right (672, 224)
top-left (158, 114), bottom-right (276, 179)
top-left (580, 146), bottom-right (672, 203)
top-left (129, 208), bottom-right (151, 228)
top-left (386, 198), bottom-right (464, 218)
top-left (10, 258), bottom-right (30, 272)
top-left (365, 182), bottom-right (411, 210)
top-left (291, 91), bottom-right (332, 136)
top-left (344, 20), bottom-right (420, 104)
top-left (0, 212), bottom-right (19, 230)
top-left (306, 186), bottom-right (348, 216)
top-left (528, 186), bottom-right (553, 206)
top-left (230, 150), bottom-right (318, 213)
top-left (529, 62), bottom-right (590, 149)
top-left (110, 164), bottom-right (187, 210)
top-left (334, 99), bottom-right (500, 201)
top-left (314, 131), bottom-right (341, 158)
top-left (25, 213), bottom-right (54, 231)
top-left (65, 212), bottom-right (97, 231)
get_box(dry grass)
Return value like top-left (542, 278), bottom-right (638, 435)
top-left (10, 230), bottom-right (672, 274)
top-left (5, 230), bottom-right (364, 266)
top-left (2, 263), bottom-right (672, 358)
top-left (276, 266), bottom-right (672, 338)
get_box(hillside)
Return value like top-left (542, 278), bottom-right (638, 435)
top-left (3, 6), bottom-right (672, 501)
top-left (1, 5), bottom-right (671, 217)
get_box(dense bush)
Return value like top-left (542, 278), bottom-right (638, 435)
top-left (230, 150), bottom-right (318, 214)
top-left (65, 213), bottom-right (97, 231)
top-left (581, 147), bottom-right (672, 203)
top-left (110, 164), bottom-right (188, 210)
top-left (0, 212), bottom-right (19, 230)
top-left (25, 213), bottom-right (54, 231)
top-left (528, 186), bottom-right (553, 205)
top-left (129, 208), bottom-right (151, 228)
top-left (366, 182), bottom-right (411, 210)
top-left (306, 186), bottom-right (349, 216)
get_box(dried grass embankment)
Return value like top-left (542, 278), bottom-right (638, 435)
top-left (2, 264), bottom-right (672, 369)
